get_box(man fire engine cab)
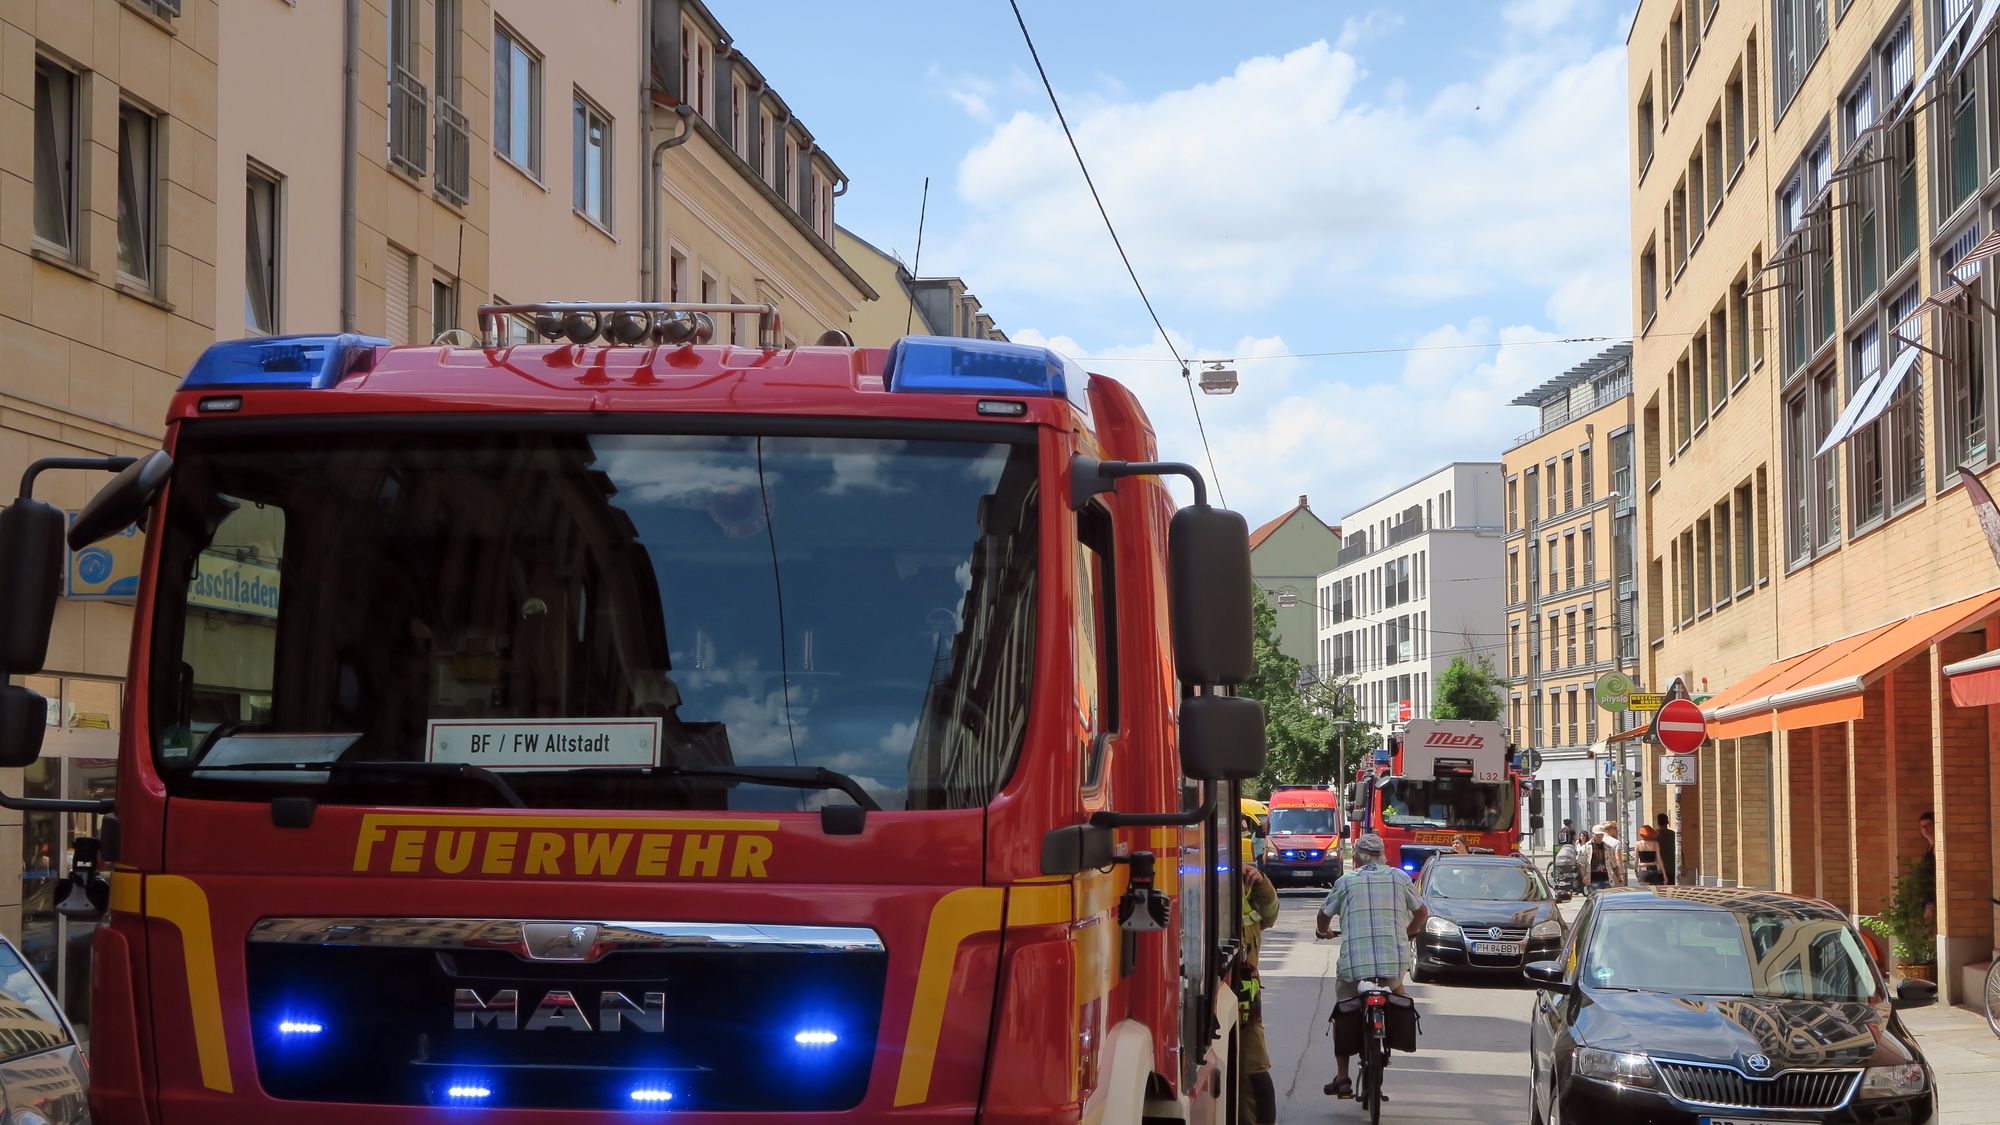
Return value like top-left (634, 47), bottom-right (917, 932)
top-left (0, 303), bottom-right (1271, 1123)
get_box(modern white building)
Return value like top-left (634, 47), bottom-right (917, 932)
top-left (1314, 464), bottom-right (1506, 729)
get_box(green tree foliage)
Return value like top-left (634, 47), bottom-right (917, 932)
top-left (1432, 654), bottom-right (1505, 721)
top-left (1241, 589), bottom-right (1371, 795)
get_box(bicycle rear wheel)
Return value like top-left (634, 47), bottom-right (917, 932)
top-left (1985, 958), bottom-right (1999, 1039)
top-left (1362, 1035), bottom-right (1384, 1125)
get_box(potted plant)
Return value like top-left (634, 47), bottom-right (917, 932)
top-left (1861, 860), bottom-right (1936, 983)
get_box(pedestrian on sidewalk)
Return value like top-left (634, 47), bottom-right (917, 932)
top-left (1314, 832), bottom-right (1426, 1100)
top-left (1655, 812), bottom-right (1677, 885)
top-left (1635, 824), bottom-right (1665, 885)
top-left (1916, 810), bottom-right (1936, 923)
top-left (1584, 828), bottom-right (1615, 891)
top-left (1556, 819), bottom-right (1575, 846)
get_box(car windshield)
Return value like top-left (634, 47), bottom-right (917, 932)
top-left (1581, 907), bottom-right (1881, 1002)
top-left (1270, 808), bottom-right (1337, 834)
top-left (149, 428), bottom-right (1040, 811)
top-left (1424, 863), bottom-right (1544, 900)
top-left (1378, 776), bottom-right (1516, 830)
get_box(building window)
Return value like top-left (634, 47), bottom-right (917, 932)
top-left (731, 76), bottom-right (748, 158)
top-left (1772, 0), bottom-right (1829, 113)
top-left (1696, 515), bottom-right (1713, 613)
top-left (782, 135), bottom-right (799, 207)
top-left (431, 276), bottom-right (457, 343)
top-left (1640, 238), bottom-right (1659, 324)
top-left (1563, 455), bottom-right (1575, 510)
top-left (1582, 446), bottom-right (1594, 502)
top-left (1943, 274), bottom-right (1992, 472)
top-left (1779, 138), bottom-right (1837, 377)
top-left (1638, 81), bottom-right (1656, 172)
top-left (1734, 480), bottom-right (1755, 591)
top-left (115, 104), bottom-right (158, 288)
top-left (1583, 526), bottom-right (1596, 583)
top-left (33, 59), bottom-right (78, 255)
top-left (1678, 529), bottom-right (1695, 623)
top-left (700, 272), bottom-right (718, 305)
top-left (572, 93), bottom-right (612, 229)
top-left (1726, 63), bottom-right (1747, 172)
top-left (1565, 533), bottom-right (1577, 587)
top-left (667, 248), bottom-right (688, 302)
top-left (1691, 329), bottom-right (1710, 423)
top-left (1565, 609), bottom-right (1577, 667)
top-left (680, 19), bottom-right (712, 119)
top-left (759, 108), bottom-right (775, 183)
top-left (1939, 67), bottom-right (1981, 220)
top-left (494, 26), bottom-right (542, 176)
top-left (245, 167), bottom-right (281, 335)
top-left (1584, 606), bottom-right (1597, 664)
top-left (1714, 500), bottom-right (1733, 599)
top-left (1784, 369), bottom-right (1842, 565)
top-left (1508, 549), bottom-right (1519, 604)
top-left (1849, 322), bottom-right (1887, 527)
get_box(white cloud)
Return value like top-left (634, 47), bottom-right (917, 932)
top-left (1337, 10), bottom-right (1404, 51)
top-left (940, 17), bottom-right (1629, 322)
top-left (1503, 0), bottom-right (1592, 36)
top-left (1009, 324), bottom-right (1606, 525)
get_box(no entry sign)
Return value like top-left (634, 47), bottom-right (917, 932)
top-left (1655, 698), bottom-right (1707, 754)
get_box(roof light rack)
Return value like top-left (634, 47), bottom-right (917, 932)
top-left (475, 301), bottom-right (785, 350)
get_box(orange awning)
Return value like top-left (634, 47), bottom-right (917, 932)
top-left (1703, 587), bottom-right (2000, 740)
top-left (1947, 648), bottom-right (2000, 707)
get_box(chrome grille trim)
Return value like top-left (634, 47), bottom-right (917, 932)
top-left (248, 917), bottom-right (884, 960)
top-left (1654, 1059), bottom-right (1860, 1111)
top-left (1463, 926), bottom-right (1531, 942)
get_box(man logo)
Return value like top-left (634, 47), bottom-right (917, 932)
top-left (454, 988), bottom-right (666, 1032)
top-left (1745, 1053), bottom-right (1771, 1073)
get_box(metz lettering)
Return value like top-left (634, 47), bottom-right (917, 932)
top-left (1423, 731), bottom-right (1484, 749)
top-left (355, 822), bottom-right (775, 879)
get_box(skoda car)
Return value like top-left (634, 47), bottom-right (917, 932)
top-left (1527, 887), bottom-right (1936, 1125)
top-left (1412, 854), bottom-right (1566, 980)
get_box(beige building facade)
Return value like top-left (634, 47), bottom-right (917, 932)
top-left (0, 0), bottom-right (218, 1030)
top-left (1502, 347), bottom-right (1644, 852)
top-left (836, 226), bottom-right (1011, 348)
top-left (1630, 0), bottom-right (2000, 1002)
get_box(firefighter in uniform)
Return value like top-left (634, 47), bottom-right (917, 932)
top-left (1237, 834), bottom-right (1281, 1123)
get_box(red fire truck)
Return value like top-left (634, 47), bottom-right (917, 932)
top-left (0, 302), bottom-right (1268, 1122)
top-left (1343, 719), bottom-right (1542, 873)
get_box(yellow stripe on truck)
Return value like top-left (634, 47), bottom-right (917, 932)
top-left (144, 875), bottom-right (233, 1093)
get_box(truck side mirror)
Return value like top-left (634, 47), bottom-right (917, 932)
top-left (68, 450), bottom-right (171, 550)
top-left (1178, 694), bottom-right (1265, 781)
top-left (1168, 505), bottom-right (1254, 686)
top-left (0, 685), bottom-right (49, 769)
top-left (0, 499), bottom-right (67, 674)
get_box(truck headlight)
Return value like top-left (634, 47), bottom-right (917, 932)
top-left (1530, 920), bottom-right (1563, 940)
top-left (1423, 916), bottom-right (1459, 939)
top-left (1572, 1047), bottom-right (1656, 1089)
top-left (1857, 1062), bottom-right (1927, 1099)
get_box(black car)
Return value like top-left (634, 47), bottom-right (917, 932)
top-left (1527, 887), bottom-right (1937, 1125)
top-left (1412, 854), bottom-right (1568, 980)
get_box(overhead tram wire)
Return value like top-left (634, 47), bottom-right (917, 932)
top-left (1006, 0), bottom-right (1225, 507)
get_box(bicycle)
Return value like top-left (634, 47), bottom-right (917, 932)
top-left (1986, 897), bottom-right (1999, 1039)
top-left (1353, 980), bottom-right (1392, 1124)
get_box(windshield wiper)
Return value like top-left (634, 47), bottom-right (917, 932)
top-left (185, 761), bottom-right (528, 809)
top-left (638, 765), bottom-right (882, 811)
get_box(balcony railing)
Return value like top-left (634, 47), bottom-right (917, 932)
top-left (435, 96), bottom-right (470, 204)
top-left (389, 65), bottom-right (430, 176)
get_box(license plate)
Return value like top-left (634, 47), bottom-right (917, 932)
top-left (1288, 869), bottom-right (1315, 878)
top-left (1470, 942), bottom-right (1522, 956)
top-left (1702, 1119), bottom-right (1813, 1125)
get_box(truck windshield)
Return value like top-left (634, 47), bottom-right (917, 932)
top-left (1269, 808), bottom-right (1337, 835)
top-left (1377, 776), bottom-right (1516, 831)
top-left (148, 427), bottom-right (1040, 811)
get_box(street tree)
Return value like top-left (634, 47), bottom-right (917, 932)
top-left (1241, 588), bottom-right (1368, 794)
top-left (1431, 654), bottom-right (1505, 721)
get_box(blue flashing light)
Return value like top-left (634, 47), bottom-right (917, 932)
top-left (884, 336), bottom-right (1091, 416)
top-left (183, 333), bottom-right (390, 391)
top-left (445, 1084), bottom-right (492, 1100)
top-left (793, 1029), bottom-right (839, 1046)
top-left (629, 1088), bottom-right (675, 1104)
top-left (276, 1020), bottom-right (324, 1036)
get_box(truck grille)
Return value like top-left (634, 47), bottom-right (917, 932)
top-left (1655, 1061), bottom-right (1859, 1111)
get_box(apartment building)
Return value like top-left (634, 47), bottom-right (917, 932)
top-left (835, 227), bottom-right (1011, 347)
top-left (651, 0), bottom-right (875, 346)
top-left (1316, 465), bottom-right (1505, 729)
top-left (1503, 347), bottom-right (1644, 850)
top-left (1630, 0), bottom-right (2000, 1003)
top-left (1249, 496), bottom-right (1342, 672)
top-left (0, 0), bottom-right (218, 1032)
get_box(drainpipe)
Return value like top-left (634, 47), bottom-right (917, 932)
top-left (341, 0), bottom-right (360, 332)
top-left (638, 0), bottom-right (654, 299)
top-left (646, 104), bottom-right (697, 300)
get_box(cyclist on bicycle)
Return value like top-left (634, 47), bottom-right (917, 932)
top-left (1314, 832), bottom-right (1428, 1098)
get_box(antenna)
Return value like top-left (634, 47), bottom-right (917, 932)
top-left (904, 176), bottom-right (929, 337)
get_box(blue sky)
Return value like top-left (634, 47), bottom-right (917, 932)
top-left (729, 0), bottom-right (1636, 523)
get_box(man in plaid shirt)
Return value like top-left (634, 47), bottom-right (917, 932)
top-left (1313, 832), bottom-right (1428, 1097)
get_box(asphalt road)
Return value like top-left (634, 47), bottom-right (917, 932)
top-left (1256, 889), bottom-right (1538, 1125)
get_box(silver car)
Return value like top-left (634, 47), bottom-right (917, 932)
top-left (0, 935), bottom-right (87, 1125)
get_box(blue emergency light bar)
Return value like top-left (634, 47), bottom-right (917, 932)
top-left (183, 333), bottom-right (390, 391)
top-left (883, 336), bottom-right (1091, 416)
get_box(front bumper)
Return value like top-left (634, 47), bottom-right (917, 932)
top-left (1555, 1075), bottom-right (1935, 1125)
top-left (1416, 929), bottom-right (1560, 973)
top-left (1259, 856), bottom-right (1341, 885)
